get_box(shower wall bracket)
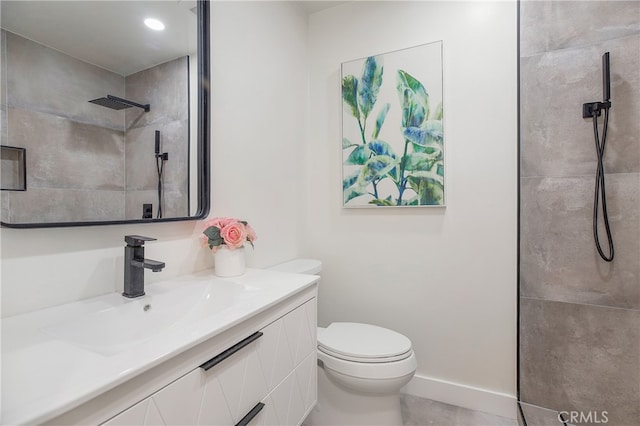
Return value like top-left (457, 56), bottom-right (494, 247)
top-left (582, 100), bottom-right (611, 118)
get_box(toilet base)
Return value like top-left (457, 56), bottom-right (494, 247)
top-left (304, 364), bottom-right (404, 426)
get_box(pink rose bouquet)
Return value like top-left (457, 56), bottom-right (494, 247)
top-left (202, 217), bottom-right (257, 252)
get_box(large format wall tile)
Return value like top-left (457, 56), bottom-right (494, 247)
top-left (124, 118), bottom-right (189, 219)
top-left (520, 2), bottom-right (640, 425)
top-left (8, 107), bottom-right (125, 191)
top-left (5, 31), bottom-right (124, 130)
top-left (521, 174), bottom-right (640, 310)
top-left (1, 193), bottom-right (9, 223)
top-left (125, 120), bottom-right (189, 192)
top-left (123, 57), bottom-right (190, 221)
top-left (400, 394), bottom-right (517, 426)
top-left (520, 1), bottom-right (640, 57)
top-left (520, 298), bottom-right (640, 425)
top-left (520, 35), bottom-right (640, 178)
top-left (125, 56), bottom-right (189, 130)
top-left (6, 188), bottom-right (124, 223)
top-left (125, 189), bottom-right (188, 220)
top-left (1, 33), bottom-right (7, 146)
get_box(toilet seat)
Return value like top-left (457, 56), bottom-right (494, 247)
top-left (318, 346), bottom-right (412, 363)
top-left (318, 322), bottom-right (413, 363)
top-left (317, 323), bottom-right (417, 380)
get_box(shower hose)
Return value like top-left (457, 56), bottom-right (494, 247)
top-left (590, 108), bottom-right (614, 262)
top-left (156, 155), bottom-right (165, 219)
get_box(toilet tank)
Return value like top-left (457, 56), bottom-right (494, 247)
top-left (268, 258), bottom-right (322, 275)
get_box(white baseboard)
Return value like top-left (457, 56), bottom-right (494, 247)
top-left (401, 374), bottom-right (517, 420)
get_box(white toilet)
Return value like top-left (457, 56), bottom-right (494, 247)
top-left (269, 259), bottom-right (417, 426)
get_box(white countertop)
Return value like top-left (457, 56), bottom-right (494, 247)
top-left (1, 268), bottom-right (318, 425)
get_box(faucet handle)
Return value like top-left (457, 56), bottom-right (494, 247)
top-left (125, 235), bottom-right (157, 247)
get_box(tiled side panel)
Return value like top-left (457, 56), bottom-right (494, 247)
top-left (520, 1), bottom-right (640, 57)
top-left (400, 394), bottom-right (516, 426)
top-left (5, 188), bottom-right (125, 223)
top-left (520, 174), bottom-right (640, 310)
top-left (4, 30), bottom-right (124, 130)
top-left (8, 107), bottom-right (125, 191)
top-left (124, 119), bottom-right (189, 219)
top-left (124, 57), bottom-right (189, 219)
top-left (520, 35), bottom-right (640, 178)
top-left (2, 31), bottom-right (126, 224)
top-left (520, 298), bottom-right (640, 425)
top-left (519, 1), bottom-right (640, 425)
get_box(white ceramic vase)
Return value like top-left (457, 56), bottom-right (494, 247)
top-left (213, 245), bottom-right (246, 277)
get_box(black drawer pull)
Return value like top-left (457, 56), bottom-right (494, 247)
top-left (235, 402), bottom-right (265, 426)
top-left (199, 331), bottom-right (263, 371)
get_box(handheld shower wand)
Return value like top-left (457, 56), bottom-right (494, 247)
top-left (582, 52), bottom-right (614, 262)
top-left (154, 130), bottom-right (169, 219)
top-left (602, 52), bottom-right (611, 103)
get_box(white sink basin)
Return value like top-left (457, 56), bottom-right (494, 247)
top-left (42, 279), bottom-right (257, 355)
top-left (2, 268), bottom-right (318, 425)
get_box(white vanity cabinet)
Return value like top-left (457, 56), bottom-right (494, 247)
top-left (100, 298), bottom-right (317, 426)
top-left (101, 297), bottom-right (316, 426)
top-left (25, 278), bottom-right (319, 426)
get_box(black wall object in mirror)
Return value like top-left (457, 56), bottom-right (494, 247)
top-left (0, 145), bottom-right (27, 191)
top-left (0, 0), bottom-right (210, 228)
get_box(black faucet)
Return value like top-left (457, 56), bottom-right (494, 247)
top-left (123, 235), bottom-right (165, 298)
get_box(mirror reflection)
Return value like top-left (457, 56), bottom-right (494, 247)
top-left (0, 1), bottom-right (203, 225)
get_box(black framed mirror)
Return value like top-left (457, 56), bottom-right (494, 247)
top-left (0, 0), bottom-right (209, 228)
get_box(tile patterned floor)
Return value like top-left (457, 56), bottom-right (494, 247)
top-left (401, 394), bottom-right (517, 426)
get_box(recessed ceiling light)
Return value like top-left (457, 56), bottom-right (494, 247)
top-left (144, 18), bottom-right (165, 31)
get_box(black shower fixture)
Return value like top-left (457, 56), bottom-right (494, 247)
top-left (154, 130), bottom-right (168, 219)
top-left (582, 52), bottom-right (614, 262)
top-left (89, 95), bottom-right (150, 112)
top-left (582, 52), bottom-right (611, 118)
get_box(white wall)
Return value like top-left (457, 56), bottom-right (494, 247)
top-left (0, 1), bottom-right (308, 318)
top-left (209, 1), bottom-right (307, 270)
top-left (303, 0), bottom-right (518, 411)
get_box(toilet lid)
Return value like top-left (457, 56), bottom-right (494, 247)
top-left (317, 322), bottom-right (412, 362)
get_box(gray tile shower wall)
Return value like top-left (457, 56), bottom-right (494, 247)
top-left (8, 108), bottom-right (125, 191)
top-left (5, 188), bottom-right (124, 223)
top-left (125, 57), bottom-right (189, 130)
top-left (521, 174), bottom-right (640, 309)
top-left (400, 394), bottom-right (517, 426)
top-left (124, 57), bottom-right (189, 219)
top-left (1, 31), bottom-right (189, 223)
top-left (4, 31), bottom-right (125, 131)
top-left (1, 32), bottom-right (7, 147)
top-left (520, 298), bottom-right (640, 425)
top-left (519, 1), bottom-right (640, 425)
top-left (520, 35), bottom-right (640, 178)
top-left (519, 1), bottom-right (640, 57)
top-left (1, 31), bottom-right (126, 223)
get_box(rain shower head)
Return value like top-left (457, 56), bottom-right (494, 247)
top-left (89, 95), bottom-right (150, 112)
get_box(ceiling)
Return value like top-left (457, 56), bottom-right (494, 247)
top-left (1, 1), bottom-right (197, 76)
top-left (298, 1), bottom-right (348, 14)
top-left (0, 1), bottom-right (346, 77)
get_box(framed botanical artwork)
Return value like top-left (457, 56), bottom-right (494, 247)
top-left (341, 41), bottom-right (444, 207)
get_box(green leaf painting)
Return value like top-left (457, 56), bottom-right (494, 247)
top-left (341, 41), bottom-right (444, 207)
top-left (357, 56), bottom-right (384, 121)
